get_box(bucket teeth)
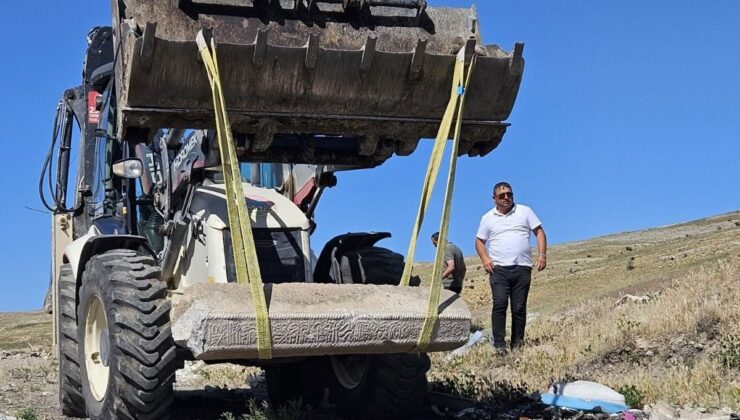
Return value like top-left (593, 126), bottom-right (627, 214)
top-left (115, 2), bottom-right (525, 165)
top-left (360, 35), bottom-right (377, 72)
top-left (138, 22), bottom-right (157, 73)
top-left (409, 38), bottom-right (427, 81)
top-left (464, 37), bottom-right (476, 63)
top-left (358, 135), bottom-right (379, 156)
top-left (253, 29), bottom-right (269, 66)
top-left (395, 138), bottom-right (419, 156)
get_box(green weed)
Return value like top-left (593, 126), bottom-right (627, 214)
top-left (15, 407), bottom-right (38, 420)
top-left (220, 399), bottom-right (312, 420)
top-left (720, 334), bottom-right (740, 369)
top-left (616, 316), bottom-right (641, 336)
top-left (617, 384), bottom-right (645, 408)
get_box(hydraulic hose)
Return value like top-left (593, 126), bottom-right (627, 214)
top-left (39, 100), bottom-right (76, 213)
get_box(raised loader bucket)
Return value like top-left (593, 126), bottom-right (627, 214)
top-left (114, 0), bottom-right (524, 165)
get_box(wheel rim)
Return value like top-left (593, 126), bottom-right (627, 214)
top-left (84, 295), bottom-right (110, 401)
top-left (331, 355), bottom-right (369, 390)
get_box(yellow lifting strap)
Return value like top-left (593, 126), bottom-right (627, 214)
top-left (196, 31), bottom-right (273, 359)
top-left (399, 47), bottom-right (477, 351)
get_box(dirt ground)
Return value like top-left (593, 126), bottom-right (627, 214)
top-left (0, 347), bottom-right (646, 420)
top-left (0, 342), bottom-right (482, 419)
top-left (0, 344), bottom-right (310, 419)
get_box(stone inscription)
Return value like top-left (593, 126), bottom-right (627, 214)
top-left (204, 317), bottom-right (469, 349)
top-left (205, 321), bottom-right (257, 348)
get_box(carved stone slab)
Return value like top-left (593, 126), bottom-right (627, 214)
top-left (170, 283), bottom-right (471, 360)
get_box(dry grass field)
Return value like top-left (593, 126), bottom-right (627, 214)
top-left (418, 211), bottom-right (740, 410)
top-left (1, 211), bottom-right (738, 418)
top-left (0, 311), bottom-right (52, 352)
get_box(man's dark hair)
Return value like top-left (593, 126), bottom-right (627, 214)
top-left (431, 232), bottom-right (440, 241)
top-left (493, 181), bottom-right (512, 194)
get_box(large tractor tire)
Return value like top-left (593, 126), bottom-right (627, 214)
top-left (340, 246), bottom-right (404, 285)
top-left (77, 249), bottom-right (177, 419)
top-left (335, 245), bottom-right (429, 418)
top-left (57, 263), bottom-right (86, 417)
top-left (330, 352), bottom-right (431, 419)
top-left (264, 358), bottom-right (328, 409)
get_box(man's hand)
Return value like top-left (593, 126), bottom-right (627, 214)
top-left (533, 226), bottom-right (547, 271)
top-left (475, 237), bottom-right (494, 273)
top-left (536, 255), bottom-right (547, 271)
top-left (442, 260), bottom-right (455, 279)
top-left (482, 258), bottom-right (494, 273)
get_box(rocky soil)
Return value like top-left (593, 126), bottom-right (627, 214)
top-left (2, 348), bottom-right (735, 420)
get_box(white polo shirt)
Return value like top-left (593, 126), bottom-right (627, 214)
top-left (476, 204), bottom-right (542, 267)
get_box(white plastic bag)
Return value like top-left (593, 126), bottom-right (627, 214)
top-left (549, 380), bottom-right (626, 405)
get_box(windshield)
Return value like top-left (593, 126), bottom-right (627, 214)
top-left (241, 163), bottom-right (284, 189)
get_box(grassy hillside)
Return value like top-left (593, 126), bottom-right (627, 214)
top-left (0, 311), bottom-right (51, 352)
top-left (417, 211), bottom-right (740, 410)
top-left (415, 211), bottom-right (739, 321)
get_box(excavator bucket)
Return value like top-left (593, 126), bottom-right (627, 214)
top-left (114, 0), bottom-right (524, 165)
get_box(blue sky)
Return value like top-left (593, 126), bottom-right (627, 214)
top-left (1, 1), bottom-right (738, 311)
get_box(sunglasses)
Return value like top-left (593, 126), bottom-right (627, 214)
top-left (495, 192), bottom-right (513, 199)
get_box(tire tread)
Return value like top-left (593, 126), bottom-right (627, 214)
top-left (57, 264), bottom-right (86, 417)
top-left (78, 250), bottom-right (177, 419)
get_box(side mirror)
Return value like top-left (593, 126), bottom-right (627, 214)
top-left (112, 158), bottom-right (143, 179)
top-left (317, 171), bottom-right (337, 188)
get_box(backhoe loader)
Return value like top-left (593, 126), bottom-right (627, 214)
top-left (39, 1), bottom-right (524, 418)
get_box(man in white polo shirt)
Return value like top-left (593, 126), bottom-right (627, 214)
top-left (475, 182), bottom-right (547, 352)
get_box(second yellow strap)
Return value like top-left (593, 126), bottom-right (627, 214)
top-left (415, 54), bottom-right (476, 351)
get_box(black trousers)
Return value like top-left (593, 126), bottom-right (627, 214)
top-left (444, 282), bottom-right (462, 294)
top-left (490, 265), bottom-right (532, 349)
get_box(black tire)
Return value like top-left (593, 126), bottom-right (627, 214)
top-left (265, 358), bottom-right (328, 409)
top-left (265, 364), bottom-right (300, 406)
top-left (331, 353), bottom-right (430, 419)
top-left (77, 249), bottom-right (177, 419)
top-left (340, 246), bottom-right (404, 285)
top-left (57, 263), bottom-right (86, 417)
